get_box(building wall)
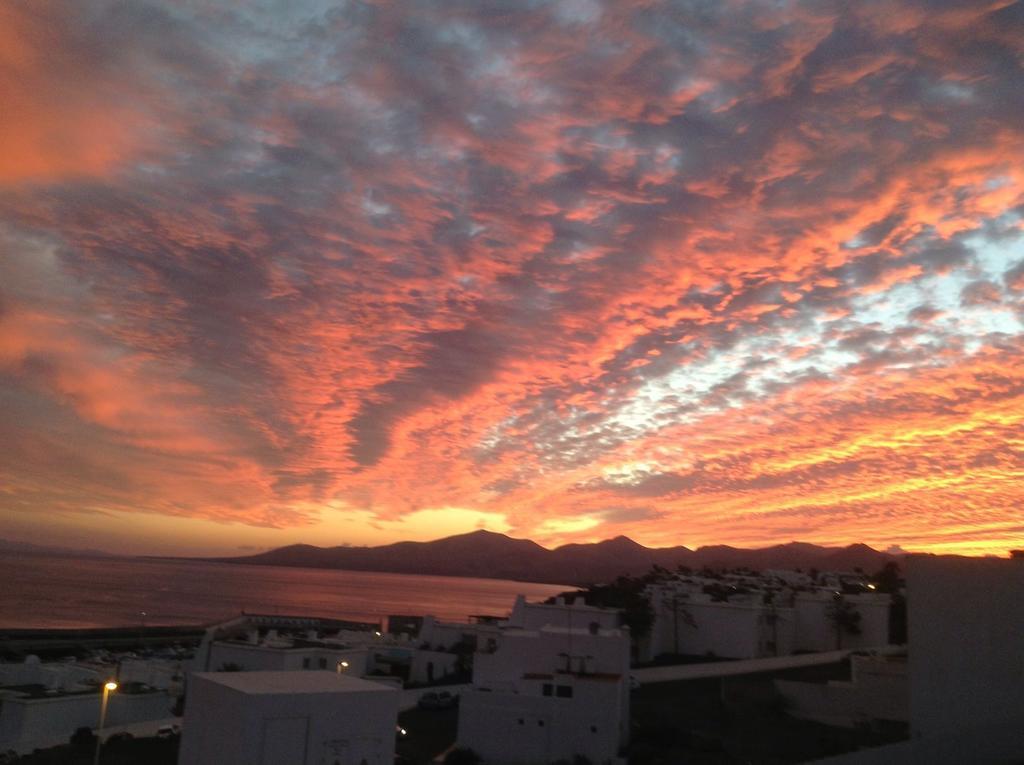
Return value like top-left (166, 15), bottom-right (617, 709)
top-left (206, 643), bottom-right (369, 675)
top-left (409, 649), bottom-right (458, 685)
top-left (793, 593), bottom-right (891, 653)
top-left (118, 658), bottom-right (185, 692)
top-left (507, 595), bottom-right (622, 632)
top-left (418, 617), bottom-right (500, 651)
top-left (647, 598), bottom-right (797, 660)
top-left (179, 673), bottom-right (399, 765)
top-left (908, 555), bottom-right (1024, 739)
top-left (458, 678), bottom-right (623, 765)
top-left (0, 691), bottom-right (172, 753)
top-left (0, 660), bottom-right (101, 691)
top-left (474, 628), bottom-right (629, 688)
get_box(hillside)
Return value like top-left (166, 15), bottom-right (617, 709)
top-left (218, 530), bottom-right (897, 585)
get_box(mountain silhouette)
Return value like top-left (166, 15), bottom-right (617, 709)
top-left (217, 530), bottom-right (898, 585)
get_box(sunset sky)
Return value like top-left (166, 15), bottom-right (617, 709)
top-left (2, 0), bottom-right (1023, 558)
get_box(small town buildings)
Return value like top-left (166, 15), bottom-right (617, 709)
top-left (178, 671), bottom-right (399, 765)
top-left (456, 597), bottom-right (630, 765)
top-left (416, 614), bottom-right (503, 654)
top-left (642, 575), bottom-right (892, 661)
top-left (194, 613), bottom-right (458, 686)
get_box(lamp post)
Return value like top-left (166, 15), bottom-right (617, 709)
top-left (93, 680), bottom-right (118, 765)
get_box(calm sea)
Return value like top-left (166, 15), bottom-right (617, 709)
top-left (0, 554), bottom-right (569, 629)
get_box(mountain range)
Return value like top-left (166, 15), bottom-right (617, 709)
top-left (217, 530), bottom-right (898, 585)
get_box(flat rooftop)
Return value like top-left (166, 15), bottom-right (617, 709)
top-left (192, 671), bottom-right (397, 695)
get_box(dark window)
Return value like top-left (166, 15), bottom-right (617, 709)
top-left (590, 725), bottom-right (597, 733)
top-left (542, 683), bottom-right (553, 696)
top-left (302, 658), bottom-right (311, 669)
top-left (318, 657), bottom-right (327, 669)
top-left (556, 685), bottom-right (573, 698)
top-left (517, 718), bottom-right (524, 725)
top-left (538, 720), bottom-right (545, 727)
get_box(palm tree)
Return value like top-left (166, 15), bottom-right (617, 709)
top-left (826, 593), bottom-right (861, 650)
top-left (660, 589), bottom-right (696, 655)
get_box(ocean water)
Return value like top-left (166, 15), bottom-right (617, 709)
top-left (0, 553), bottom-right (569, 629)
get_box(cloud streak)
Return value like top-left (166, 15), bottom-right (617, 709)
top-left (1, 0), bottom-right (1023, 556)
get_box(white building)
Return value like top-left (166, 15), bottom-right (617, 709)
top-left (0, 656), bottom-right (101, 691)
top-left (205, 639), bottom-right (371, 675)
top-left (194, 613), bottom-right (459, 687)
top-left (0, 685), bottom-right (173, 754)
top-left (645, 584), bottom-right (797, 659)
top-left (457, 596), bottom-right (630, 765)
top-left (793, 591), bottom-right (891, 653)
top-left (506, 595), bottom-right (623, 633)
top-left (178, 671), bottom-right (399, 765)
top-left (643, 577), bottom-right (891, 660)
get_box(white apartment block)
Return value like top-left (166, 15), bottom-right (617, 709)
top-left (457, 597), bottom-right (630, 765)
top-left (178, 671), bottom-right (399, 765)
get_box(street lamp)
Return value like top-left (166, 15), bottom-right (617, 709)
top-left (93, 680), bottom-right (118, 765)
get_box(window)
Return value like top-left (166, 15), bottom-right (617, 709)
top-left (517, 718), bottom-right (524, 725)
top-left (302, 658), bottom-right (311, 669)
top-left (538, 720), bottom-right (545, 727)
top-left (556, 685), bottom-right (573, 698)
top-left (590, 725), bottom-right (597, 733)
top-left (542, 683), bottom-right (553, 697)
top-left (318, 657), bottom-right (327, 669)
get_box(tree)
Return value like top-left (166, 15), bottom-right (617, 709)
top-left (871, 561), bottom-right (906, 643)
top-left (657, 588), bottom-right (696, 655)
top-left (826, 594), bottom-right (861, 649)
top-left (762, 592), bottom-right (782, 656)
top-left (871, 561), bottom-right (902, 594)
top-left (69, 726), bottom-right (97, 752)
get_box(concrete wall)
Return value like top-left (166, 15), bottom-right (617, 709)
top-left (0, 691), bottom-right (173, 753)
top-left (776, 655), bottom-right (908, 728)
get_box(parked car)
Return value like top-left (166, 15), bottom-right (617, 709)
top-left (156, 724), bottom-right (180, 739)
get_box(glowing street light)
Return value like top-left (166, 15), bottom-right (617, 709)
top-left (93, 680), bottom-right (118, 765)
top-left (336, 660), bottom-right (350, 673)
